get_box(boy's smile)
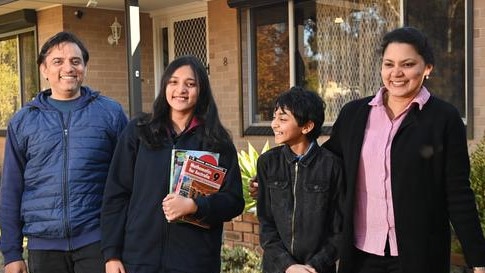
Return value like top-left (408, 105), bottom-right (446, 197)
top-left (271, 107), bottom-right (312, 155)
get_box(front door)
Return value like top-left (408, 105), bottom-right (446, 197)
top-left (154, 4), bottom-right (209, 95)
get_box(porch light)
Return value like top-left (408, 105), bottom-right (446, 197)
top-left (108, 17), bottom-right (122, 45)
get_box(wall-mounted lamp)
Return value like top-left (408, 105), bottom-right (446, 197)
top-left (74, 10), bottom-right (83, 19)
top-left (108, 17), bottom-right (122, 45)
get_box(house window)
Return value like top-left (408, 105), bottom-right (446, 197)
top-left (236, 0), bottom-right (469, 135)
top-left (405, 0), bottom-right (469, 120)
top-left (0, 29), bottom-right (38, 132)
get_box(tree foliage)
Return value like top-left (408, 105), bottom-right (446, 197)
top-left (256, 24), bottom-right (290, 121)
top-left (0, 39), bottom-right (20, 128)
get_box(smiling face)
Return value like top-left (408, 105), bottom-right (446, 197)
top-left (381, 42), bottom-right (433, 100)
top-left (40, 42), bottom-right (86, 100)
top-left (166, 65), bottom-right (199, 118)
top-left (271, 107), bottom-right (312, 147)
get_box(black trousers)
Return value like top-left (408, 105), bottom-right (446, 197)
top-left (352, 240), bottom-right (401, 273)
top-left (28, 241), bottom-right (104, 273)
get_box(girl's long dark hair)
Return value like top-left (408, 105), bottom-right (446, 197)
top-left (138, 55), bottom-right (232, 151)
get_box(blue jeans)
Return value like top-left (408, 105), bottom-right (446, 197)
top-left (28, 242), bottom-right (104, 273)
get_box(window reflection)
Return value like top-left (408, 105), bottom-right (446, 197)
top-left (0, 30), bottom-right (38, 130)
top-left (254, 4), bottom-right (289, 122)
top-left (315, 1), bottom-right (399, 123)
top-left (406, 0), bottom-right (466, 117)
top-left (0, 37), bottom-right (21, 128)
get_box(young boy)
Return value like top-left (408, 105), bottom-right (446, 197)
top-left (257, 86), bottom-right (342, 273)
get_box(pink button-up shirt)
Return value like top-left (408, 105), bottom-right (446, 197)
top-left (354, 86), bottom-right (430, 256)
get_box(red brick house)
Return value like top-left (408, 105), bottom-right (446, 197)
top-left (0, 0), bottom-right (484, 255)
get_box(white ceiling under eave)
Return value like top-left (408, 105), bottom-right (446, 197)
top-left (0, 0), bottom-right (206, 16)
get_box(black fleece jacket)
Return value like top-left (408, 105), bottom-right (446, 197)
top-left (101, 118), bottom-right (244, 273)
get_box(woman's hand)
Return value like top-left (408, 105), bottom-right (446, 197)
top-left (162, 193), bottom-right (197, 222)
top-left (105, 259), bottom-right (126, 273)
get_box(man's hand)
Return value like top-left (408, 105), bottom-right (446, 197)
top-left (4, 260), bottom-right (28, 273)
top-left (249, 177), bottom-right (259, 199)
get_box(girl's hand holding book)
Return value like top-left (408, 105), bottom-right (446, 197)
top-left (162, 193), bottom-right (198, 222)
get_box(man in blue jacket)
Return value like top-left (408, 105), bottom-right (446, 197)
top-left (0, 31), bottom-right (128, 273)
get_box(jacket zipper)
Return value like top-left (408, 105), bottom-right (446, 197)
top-left (290, 162), bottom-right (298, 254)
top-left (61, 112), bottom-right (73, 250)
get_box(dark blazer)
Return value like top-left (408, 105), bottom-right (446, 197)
top-left (324, 95), bottom-right (485, 273)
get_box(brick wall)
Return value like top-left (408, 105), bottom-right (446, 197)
top-left (208, 0), bottom-right (242, 146)
top-left (223, 212), bottom-right (263, 254)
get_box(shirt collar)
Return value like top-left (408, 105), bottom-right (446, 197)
top-left (369, 86), bottom-right (431, 110)
top-left (295, 140), bottom-right (316, 161)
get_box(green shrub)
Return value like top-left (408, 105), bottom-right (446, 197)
top-left (470, 136), bottom-right (485, 233)
top-left (221, 245), bottom-right (262, 273)
top-left (237, 141), bottom-right (270, 213)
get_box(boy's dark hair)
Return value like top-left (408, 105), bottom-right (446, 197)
top-left (381, 26), bottom-right (434, 65)
top-left (37, 31), bottom-right (90, 66)
top-left (274, 86), bottom-right (325, 141)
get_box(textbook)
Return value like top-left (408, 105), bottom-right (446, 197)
top-left (169, 149), bottom-right (219, 193)
top-left (174, 155), bottom-right (227, 228)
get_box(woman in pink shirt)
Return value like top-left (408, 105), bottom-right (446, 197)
top-left (324, 26), bottom-right (485, 273)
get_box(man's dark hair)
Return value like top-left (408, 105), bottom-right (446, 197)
top-left (37, 31), bottom-right (89, 66)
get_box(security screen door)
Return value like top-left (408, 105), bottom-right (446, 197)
top-left (173, 16), bottom-right (208, 73)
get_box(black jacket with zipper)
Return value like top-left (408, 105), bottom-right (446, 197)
top-left (257, 143), bottom-right (343, 273)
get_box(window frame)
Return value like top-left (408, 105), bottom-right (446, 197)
top-left (466, 0), bottom-right (473, 138)
top-left (0, 27), bottom-right (39, 136)
top-left (238, 0), bottom-right (473, 137)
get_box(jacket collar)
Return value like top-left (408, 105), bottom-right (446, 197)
top-left (282, 140), bottom-right (319, 166)
top-left (168, 116), bottom-right (202, 140)
top-left (369, 86), bottom-right (431, 111)
top-left (27, 86), bottom-right (99, 111)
